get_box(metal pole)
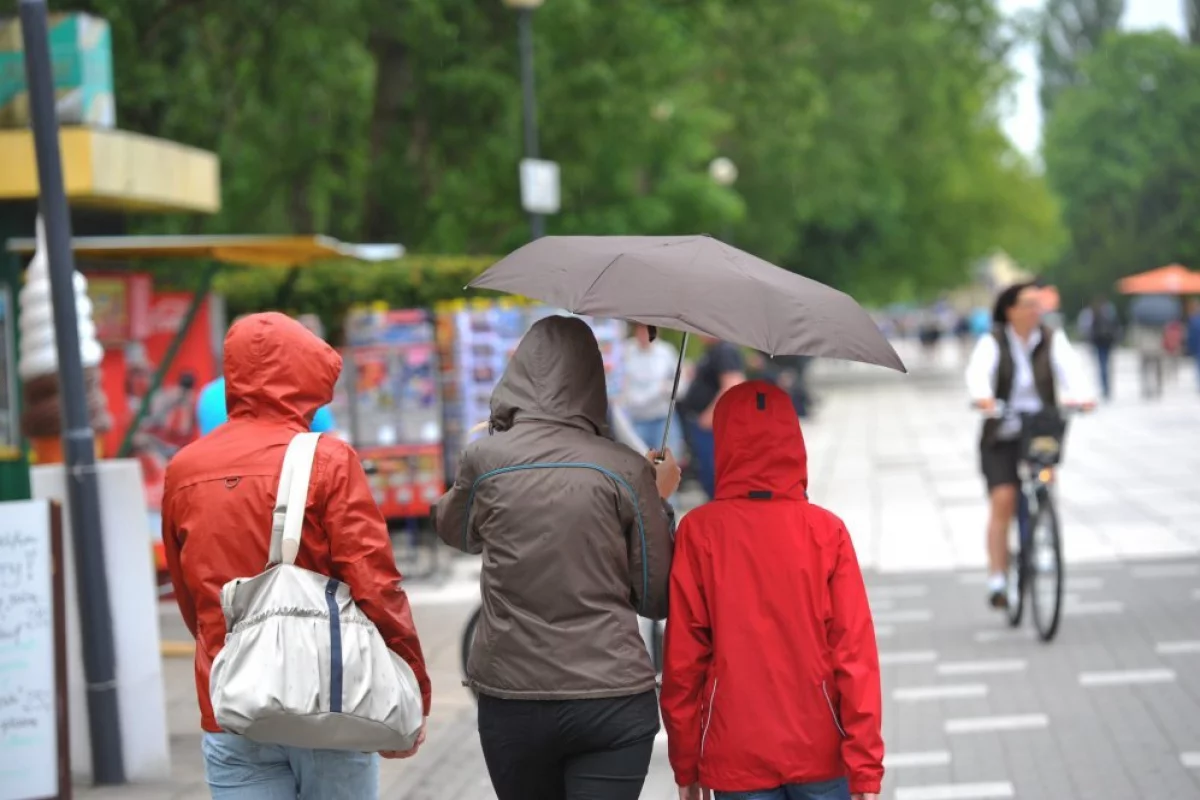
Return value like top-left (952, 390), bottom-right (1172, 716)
top-left (658, 331), bottom-right (689, 461)
top-left (517, 8), bottom-right (544, 240)
top-left (18, 0), bottom-right (125, 784)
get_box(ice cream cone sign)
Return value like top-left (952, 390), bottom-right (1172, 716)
top-left (17, 215), bottom-right (111, 464)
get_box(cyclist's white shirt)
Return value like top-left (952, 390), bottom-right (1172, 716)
top-left (966, 326), bottom-right (1094, 439)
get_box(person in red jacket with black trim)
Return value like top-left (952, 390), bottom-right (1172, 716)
top-left (660, 381), bottom-right (884, 800)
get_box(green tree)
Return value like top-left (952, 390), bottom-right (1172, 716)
top-left (61, 0), bottom-right (1064, 319)
top-left (705, 0), bottom-right (1064, 301)
top-left (1187, 0), bottom-right (1200, 44)
top-left (357, 0), bottom-right (738, 253)
top-left (1037, 0), bottom-right (1125, 116)
top-left (62, 0), bottom-right (376, 237)
top-left (1044, 31), bottom-right (1200, 301)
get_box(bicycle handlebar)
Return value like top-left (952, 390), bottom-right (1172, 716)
top-left (972, 400), bottom-right (1092, 420)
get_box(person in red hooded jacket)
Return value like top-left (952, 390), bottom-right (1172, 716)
top-left (163, 313), bottom-right (431, 798)
top-left (660, 381), bottom-right (883, 800)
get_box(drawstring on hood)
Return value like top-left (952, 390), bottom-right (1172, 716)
top-left (490, 315), bottom-right (611, 438)
top-left (713, 380), bottom-right (808, 501)
top-left (224, 312), bottom-right (341, 429)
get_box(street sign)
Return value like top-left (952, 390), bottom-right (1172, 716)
top-left (519, 158), bottom-right (560, 215)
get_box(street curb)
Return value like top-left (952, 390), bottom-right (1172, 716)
top-left (161, 641), bottom-right (195, 658)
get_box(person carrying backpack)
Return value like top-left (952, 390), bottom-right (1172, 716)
top-left (1080, 297), bottom-right (1119, 400)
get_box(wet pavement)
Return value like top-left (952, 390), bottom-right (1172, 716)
top-left (79, 346), bottom-right (1200, 798)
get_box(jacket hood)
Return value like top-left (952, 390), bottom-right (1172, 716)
top-left (490, 315), bottom-right (610, 436)
top-left (224, 312), bottom-right (341, 427)
top-left (713, 380), bottom-right (807, 501)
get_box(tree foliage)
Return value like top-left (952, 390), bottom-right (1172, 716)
top-left (56, 0), bottom-right (1064, 326)
top-left (1043, 31), bottom-right (1200, 303)
top-left (708, 0), bottom-right (1064, 301)
top-left (1038, 0), bottom-right (1125, 116)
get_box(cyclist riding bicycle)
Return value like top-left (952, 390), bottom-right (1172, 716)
top-left (966, 282), bottom-right (1095, 610)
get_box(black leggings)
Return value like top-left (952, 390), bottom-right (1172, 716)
top-left (477, 690), bottom-right (659, 800)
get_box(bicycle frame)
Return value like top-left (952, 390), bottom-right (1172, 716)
top-left (1016, 461), bottom-right (1053, 549)
top-left (982, 400), bottom-right (1087, 641)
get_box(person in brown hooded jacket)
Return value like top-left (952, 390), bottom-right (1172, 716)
top-left (434, 315), bottom-right (679, 800)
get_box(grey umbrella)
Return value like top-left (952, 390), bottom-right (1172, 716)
top-left (1129, 294), bottom-right (1182, 327)
top-left (469, 235), bottom-right (906, 454)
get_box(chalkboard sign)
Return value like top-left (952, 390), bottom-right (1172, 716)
top-left (0, 500), bottom-right (69, 800)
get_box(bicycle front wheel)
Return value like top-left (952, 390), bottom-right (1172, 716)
top-left (1029, 491), bottom-right (1064, 642)
top-left (1005, 523), bottom-right (1026, 627)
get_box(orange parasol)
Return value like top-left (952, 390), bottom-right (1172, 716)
top-left (1117, 264), bottom-right (1200, 295)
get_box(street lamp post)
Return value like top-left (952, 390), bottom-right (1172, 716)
top-left (709, 156), bottom-right (738, 243)
top-left (504, 0), bottom-right (547, 240)
top-left (18, 0), bottom-right (125, 783)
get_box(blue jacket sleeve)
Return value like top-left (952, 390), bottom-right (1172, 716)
top-left (311, 405), bottom-right (336, 432)
top-left (196, 379), bottom-right (227, 436)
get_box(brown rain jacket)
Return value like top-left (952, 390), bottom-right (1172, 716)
top-left (434, 315), bottom-right (674, 700)
top-left (163, 313), bottom-right (431, 732)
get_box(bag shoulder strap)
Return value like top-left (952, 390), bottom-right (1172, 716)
top-left (267, 432), bottom-right (322, 567)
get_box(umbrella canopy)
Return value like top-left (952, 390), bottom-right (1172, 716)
top-left (469, 235), bottom-right (905, 373)
top-left (1117, 264), bottom-right (1200, 296)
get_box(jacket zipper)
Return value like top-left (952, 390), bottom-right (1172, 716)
top-left (700, 679), bottom-right (719, 758)
top-left (822, 680), bottom-right (848, 739)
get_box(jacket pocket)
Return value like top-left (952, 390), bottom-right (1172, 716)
top-left (699, 678), bottom-right (719, 758)
top-left (822, 680), bottom-right (848, 739)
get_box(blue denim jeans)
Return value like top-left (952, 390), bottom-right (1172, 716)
top-left (1094, 343), bottom-right (1113, 399)
top-left (683, 417), bottom-right (716, 500)
top-left (202, 732), bottom-right (378, 799)
top-left (631, 415), bottom-right (682, 458)
top-left (715, 777), bottom-right (851, 800)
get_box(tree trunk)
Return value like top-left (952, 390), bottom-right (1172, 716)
top-left (363, 34), bottom-right (411, 241)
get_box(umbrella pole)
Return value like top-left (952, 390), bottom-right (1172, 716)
top-left (657, 332), bottom-right (688, 462)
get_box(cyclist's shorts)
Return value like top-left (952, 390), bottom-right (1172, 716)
top-left (980, 439), bottom-right (1020, 490)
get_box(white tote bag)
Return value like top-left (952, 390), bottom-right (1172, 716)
top-left (209, 432), bottom-right (424, 751)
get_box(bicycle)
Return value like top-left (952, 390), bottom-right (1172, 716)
top-left (984, 401), bottom-right (1085, 643)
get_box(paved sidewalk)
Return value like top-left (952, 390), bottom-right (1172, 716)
top-left (806, 346), bottom-right (1200, 573)
top-left (76, 346), bottom-right (1200, 799)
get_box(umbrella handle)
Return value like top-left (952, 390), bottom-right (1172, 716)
top-left (656, 332), bottom-right (689, 464)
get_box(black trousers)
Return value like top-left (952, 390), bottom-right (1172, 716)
top-left (477, 690), bottom-right (659, 800)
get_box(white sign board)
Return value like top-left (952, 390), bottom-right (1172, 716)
top-left (0, 500), bottom-right (65, 800)
top-left (520, 158), bottom-right (561, 215)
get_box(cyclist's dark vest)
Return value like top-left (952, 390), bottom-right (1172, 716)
top-left (982, 324), bottom-right (1056, 446)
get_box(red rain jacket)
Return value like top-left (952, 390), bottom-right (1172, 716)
top-left (660, 381), bottom-right (883, 795)
top-left (163, 313), bottom-right (431, 732)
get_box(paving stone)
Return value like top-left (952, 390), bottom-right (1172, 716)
top-left (76, 350), bottom-right (1200, 799)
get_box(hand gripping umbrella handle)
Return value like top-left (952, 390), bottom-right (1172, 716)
top-left (656, 332), bottom-right (689, 464)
